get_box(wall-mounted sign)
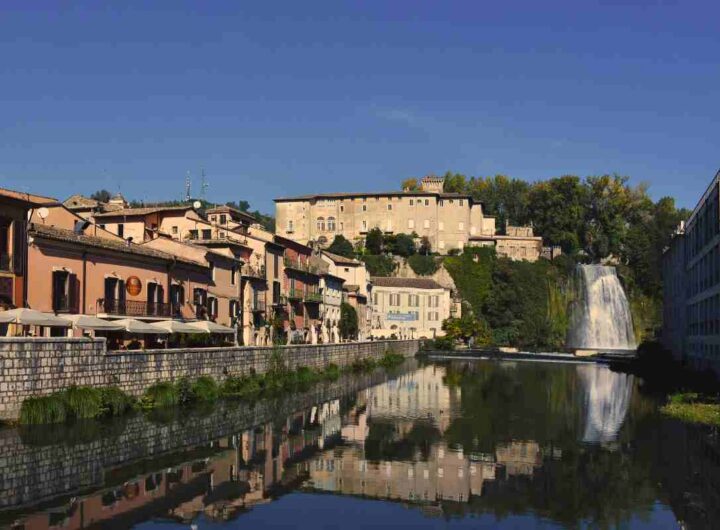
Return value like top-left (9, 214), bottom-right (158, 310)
top-left (386, 312), bottom-right (417, 322)
top-left (126, 276), bottom-right (142, 296)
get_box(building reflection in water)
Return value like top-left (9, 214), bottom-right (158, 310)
top-left (3, 362), bottom-right (719, 530)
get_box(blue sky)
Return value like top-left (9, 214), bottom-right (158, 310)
top-left (1, 1), bottom-right (718, 213)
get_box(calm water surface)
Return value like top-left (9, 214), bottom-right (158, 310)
top-left (1, 360), bottom-right (718, 529)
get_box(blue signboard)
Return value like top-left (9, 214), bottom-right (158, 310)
top-left (386, 312), bottom-right (417, 322)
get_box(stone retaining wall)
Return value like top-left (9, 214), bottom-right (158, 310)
top-left (0, 338), bottom-right (419, 420)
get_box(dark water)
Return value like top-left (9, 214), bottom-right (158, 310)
top-left (1, 360), bottom-right (719, 530)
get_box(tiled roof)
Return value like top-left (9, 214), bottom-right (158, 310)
top-left (206, 205), bottom-right (257, 222)
top-left (93, 205), bottom-right (194, 218)
top-left (274, 190), bottom-right (473, 202)
top-left (322, 250), bottom-right (361, 266)
top-left (29, 224), bottom-right (205, 268)
top-left (0, 188), bottom-right (58, 206)
top-left (370, 277), bottom-right (444, 290)
top-left (63, 194), bottom-right (99, 209)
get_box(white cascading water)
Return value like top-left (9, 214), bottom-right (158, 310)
top-left (566, 265), bottom-right (637, 351)
top-left (577, 365), bottom-right (634, 443)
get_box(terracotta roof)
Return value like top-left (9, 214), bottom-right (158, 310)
top-left (0, 187), bottom-right (58, 206)
top-left (274, 190), bottom-right (474, 202)
top-left (206, 205), bottom-right (257, 222)
top-left (322, 250), bottom-right (361, 266)
top-left (29, 224), bottom-right (205, 268)
top-left (63, 194), bottom-right (99, 209)
top-left (370, 277), bottom-right (445, 290)
top-left (93, 205), bottom-right (194, 218)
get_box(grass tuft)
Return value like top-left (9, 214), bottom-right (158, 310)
top-left (191, 376), bottom-right (220, 401)
top-left (660, 392), bottom-right (720, 426)
top-left (142, 382), bottom-right (179, 409)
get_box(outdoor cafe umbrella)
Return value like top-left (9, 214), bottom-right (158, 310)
top-left (186, 320), bottom-right (236, 334)
top-left (152, 320), bottom-right (206, 334)
top-left (112, 319), bottom-right (170, 335)
top-left (0, 308), bottom-right (71, 327)
top-left (66, 314), bottom-right (125, 331)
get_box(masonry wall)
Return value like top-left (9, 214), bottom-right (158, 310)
top-left (0, 338), bottom-right (419, 420)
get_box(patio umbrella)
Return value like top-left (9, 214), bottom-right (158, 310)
top-left (152, 320), bottom-right (206, 334)
top-left (66, 314), bottom-right (125, 331)
top-left (0, 308), bottom-right (71, 327)
top-left (186, 320), bottom-right (236, 334)
top-left (112, 319), bottom-right (170, 335)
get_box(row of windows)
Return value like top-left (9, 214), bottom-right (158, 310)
top-left (373, 293), bottom-right (440, 307)
top-left (687, 293), bottom-right (720, 336)
top-left (325, 197), bottom-right (466, 209)
top-left (687, 243), bottom-right (720, 298)
top-left (686, 183), bottom-right (719, 260)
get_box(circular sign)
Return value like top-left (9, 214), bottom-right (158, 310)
top-left (126, 276), bottom-right (142, 296)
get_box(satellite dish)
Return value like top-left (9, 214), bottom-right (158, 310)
top-left (193, 200), bottom-right (202, 209)
top-left (37, 207), bottom-right (49, 219)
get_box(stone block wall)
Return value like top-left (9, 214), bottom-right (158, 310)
top-left (0, 338), bottom-right (419, 420)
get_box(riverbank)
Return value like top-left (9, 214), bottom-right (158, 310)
top-left (0, 337), bottom-right (419, 421)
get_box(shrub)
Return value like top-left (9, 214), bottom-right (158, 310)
top-left (175, 377), bottom-right (193, 405)
top-left (191, 376), bottom-right (220, 401)
top-left (322, 363), bottom-right (341, 381)
top-left (20, 395), bottom-right (67, 425)
top-left (63, 386), bottom-right (103, 419)
top-left (408, 254), bottom-right (439, 276)
top-left (142, 382), bottom-right (179, 409)
top-left (361, 255), bottom-right (396, 277)
top-left (378, 351), bottom-right (405, 368)
top-left (99, 387), bottom-right (136, 416)
top-left (431, 335), bottom-right (455, 351)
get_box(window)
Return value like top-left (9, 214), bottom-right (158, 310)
top-left (229, 300), bottom-right (240, 325)
top-left (428, 311), bottom-right (439, 321)
top-left (387, 204), bottom-right (392, 211)
top-left (327, 217), bottom-right (336, 231)
top-left (439, 241), bottom-right (445, 250)
top-left (189, 229), bottom-right (198, 240)
top-left (171, 226), bottom-right (178, 235)
top-left (340, 204), bottom-right (344, 212)
top-left (409, 294), bottom-right (419, 307)
top-left (208, 297), bottom-right (218, 320)
top-left (373, 292), bottom-right (378, 305)
top-left (362, 220), bottom-right (367, 230)
top-left (274, 254), bottom-right (279, 276)
top-left (202, 229), bottom-right (211, 240)
top-left (439, 200), bottom-right (444, 207)
top-left (219, 214), bottom-right (227, 224)
top-left (52, 270), bottom-right (78, 313)
top-left (459, 199), bottom-right (464, 206)
top-left (410, 199), bottom-right (414, 206)
top-left (209, 262), bottom-right (215, 281)
top-left (219, 231), bottom-right (225, 239)
top-left (287, 220), bottom-right (294, 233)
top-left (231, 265), bottom-right (237, 285)
top-left (339, 221), bottom-right (344, 230)
top-left (362, 204), bottom-right (367, 212)
top-left (210, 215), bottom-right (216, 222)
top-left (423, 219), bottom-right (430, 229)
top-left (316, 217), bottom-right (325, 231)
top-left (117, 224), bottom-right (124, 238)
top-left (439, 221), bottom-right (444, 231)
top-left (429, 295), bottom-right (439, 307)
top-left (390, 293), bottom-right (400, 306)
top-left (459, 222), bottom-right (464, 230)
top-left (408, 219), bottom-right (415, 229)
top-left (170, 284), bottom-right (185, 309)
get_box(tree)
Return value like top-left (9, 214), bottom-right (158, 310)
top-left (526, 176), bottom-right (587, 254)
top-left (327, 235), bottom-right (355, 258)
top-left (393, 233), bottom-right (416, 257)
top-left (365, 227), bottom-right (384, 255)
top-left (419, 236), bottom-right (432, 255)
top-left (441, 314), bottom-right (491, 345)
top-left (90, 189), bottom-right (112, 203)
top-left (401, 178), bottom-right (419, 191)
top-left (226, 200), bottom-right (250, 212)
top-left (339, 302), bottom-right (359, 340)
top-left (442, 171), bottom-right (467, 193)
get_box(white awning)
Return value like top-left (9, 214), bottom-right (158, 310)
top-left (0, 308), bottom-right (71, 327)
top-left (152, 320), bottom-right (206, 334)
top-left (112, 319), bottom-right (171, 335)
top-left (186, 320), bottom-right (236, 334)
top-left (66, 314), bottom-right (126, 331)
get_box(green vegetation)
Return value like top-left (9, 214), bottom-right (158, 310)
top-left (339, 302), bottom-right (359, 340)
top-left (660, 393), bottom-right (720, 426)
top-left (20, 385), bottom-right (136, 425)
top-left (327, 234), bottom-right (355, 257)
top-left (360, 254), bottom-right (396, 276)
top-left (407, 254), bottom-right (439, 276)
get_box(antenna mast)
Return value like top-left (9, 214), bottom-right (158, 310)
top-left (200, 169), bottom-right (209, 201)
top-left (185, 172), bottom-right (192, 202)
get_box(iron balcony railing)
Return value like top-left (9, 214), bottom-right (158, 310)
top-left (251, 293), bottom-right (267, 312)
top-left (283, 256), bottom-right (319, 275)
top-left (288, 288), bottom-right (303, 301)
top-left (242, 264), bottom-right (266, 279)
top-left (304, 290), bottom-right (322, 303)
top-left (98, 298), bottom-right (172, 318)
top-left (53, 294), bottom-right (79, 314)
top-left (0, 253), bottom-right (11, 272)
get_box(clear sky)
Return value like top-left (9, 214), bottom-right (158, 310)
top-left (1, 1), bottom-right (718, 213)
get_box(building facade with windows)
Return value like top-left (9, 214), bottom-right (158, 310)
top-left (662, 170), bottom-right (720, 375)
top-left (370, 277), bottom-right (450, 339)
top-left (275, 176), bottom-right (496, 254)
top-left (468, 225), bottom-right (544, 262)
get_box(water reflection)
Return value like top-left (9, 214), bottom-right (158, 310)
top-left (0, 361), bottom-right (718, 529)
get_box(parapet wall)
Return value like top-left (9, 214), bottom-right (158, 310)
top-left (0, 338), bottom-right (419, 421)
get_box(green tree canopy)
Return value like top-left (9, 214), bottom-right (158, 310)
top-left (339, 302), bottom-right (358, 340)
top-left (327, 235), bottom-right (355, 258)
top-left (90, 189), bottom-right (112, 203)
top-left (365, 227), bottom-right (384, 254)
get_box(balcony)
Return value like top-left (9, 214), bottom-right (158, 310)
top-left (283, 256), bottom-right (319, 275)
top-left (242, 264), bottom-right (266, 280)
top-left (304, 290), bottom-right (322, 303)
top-left (98, 298), bottom-right (173, 318)
top-left (0, 253), bottom-right (11, 272)
top-left (288, 288), bottom-right (303, 301)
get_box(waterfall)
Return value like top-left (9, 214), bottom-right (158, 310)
top-left (566, 265), bottom-right (637, 351)
top-left (577, 365), bottom-right (634, 443)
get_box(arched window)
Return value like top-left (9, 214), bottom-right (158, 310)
top-left (316, 217), bottom-right (325, 231)
top-left (327, 216), bottom-right (336, 231)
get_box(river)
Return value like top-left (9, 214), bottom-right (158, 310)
top-left (0, 359), bottom-right (718, 529)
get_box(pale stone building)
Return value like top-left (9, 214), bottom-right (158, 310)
top-left (370, 277), bottom-right (451, 339)
top-left (275, 176), bottom-right (496, 254)
top-left (468, 225), bottom-right (544, 261)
